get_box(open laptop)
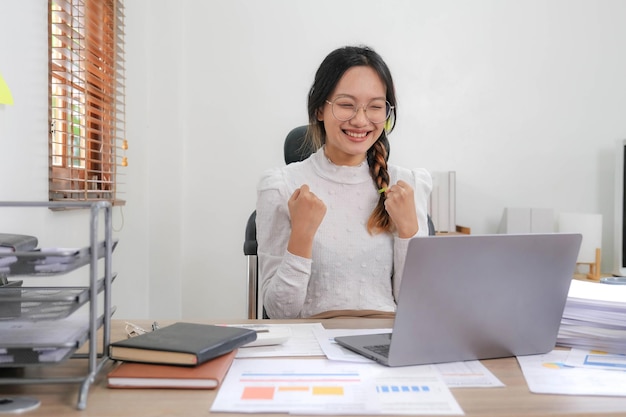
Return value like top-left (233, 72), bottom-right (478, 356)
top-left (334, 233), bottom-right (582, 367)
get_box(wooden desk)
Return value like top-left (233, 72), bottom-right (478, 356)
top-left (3, 318), bottom-right (626, 417)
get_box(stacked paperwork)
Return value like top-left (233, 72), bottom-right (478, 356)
top-left (557, 279), bottom-right (626, 353)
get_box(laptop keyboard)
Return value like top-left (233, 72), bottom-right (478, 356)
top-left (364, 343), bottom-right (390, 358)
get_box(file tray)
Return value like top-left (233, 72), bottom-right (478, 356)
top-left (0, 274), bottom-right (116, 321)
top-left (4, 239), bottom-right (118, 276)
top-left (0, 201), bottom-right (116, 410)
top-left (0, 313), bottom-right (107, 368)
top-left (0, 280), bottom-right (22, 318)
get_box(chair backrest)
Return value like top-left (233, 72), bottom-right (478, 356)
top-left (244, 211), bottom-right (259, 318)
top-left (283, 125), bottom-right (314, 164)
top-left (244, 126), bottom-right (434, 318)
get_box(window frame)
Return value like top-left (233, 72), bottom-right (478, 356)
top-left (48, 0), bottom-right (126, 206)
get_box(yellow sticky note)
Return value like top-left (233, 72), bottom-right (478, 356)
top-left (0, 72), bottom-right (14, 105)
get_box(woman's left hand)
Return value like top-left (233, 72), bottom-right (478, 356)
top-left (384, 180), bottom-right (419, 238)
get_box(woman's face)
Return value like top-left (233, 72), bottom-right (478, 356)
top-left (318, 66), bottom-right (387, 166)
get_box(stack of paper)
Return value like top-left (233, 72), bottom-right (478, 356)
top-left (0, 317), bottom-right (89, 365)
top-left (557, 279), bottom-right (626, 353)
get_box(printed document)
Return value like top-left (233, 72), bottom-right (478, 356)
top-left (232, 323), bottom-right (325, 358)
top-left (315, 326), bottom-right (504, 388)
top-left (564, 348), bottom-right (626, 371)
top-left (211, 358), bottom-right (463, 415)
top-left (517, 349), bottom-right (626, 396)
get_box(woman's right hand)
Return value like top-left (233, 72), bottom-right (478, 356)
top-left (287, 184), bottom-right (327, 258)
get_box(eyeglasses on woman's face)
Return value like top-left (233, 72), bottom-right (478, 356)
top-left (325, 95), bottom-right (393, 124)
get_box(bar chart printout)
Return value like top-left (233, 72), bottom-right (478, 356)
top-left (211, 358), bottom-right (463, 415)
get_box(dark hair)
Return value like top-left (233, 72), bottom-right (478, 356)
top-left (306, 45), bottom-right (397, 234)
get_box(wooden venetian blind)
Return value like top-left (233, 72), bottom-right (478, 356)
top-left (48, 0), bottom-right (126, 205)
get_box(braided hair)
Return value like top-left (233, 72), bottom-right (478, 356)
top-left (305, 45), bottom-right (397, 235)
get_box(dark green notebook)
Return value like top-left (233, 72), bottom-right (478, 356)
top-left (109, 322), bottom-right (257, 366)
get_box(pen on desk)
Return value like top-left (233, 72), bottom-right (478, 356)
top-left (255, 329), bottom-right (270, 333)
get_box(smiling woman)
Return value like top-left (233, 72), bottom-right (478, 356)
top-left (255, 45), bottom-right (432, 320)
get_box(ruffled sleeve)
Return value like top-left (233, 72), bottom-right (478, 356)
top-left (391, 167), bottom-right (432, 301)
top-left (256, 167), bottom-right (312, 318)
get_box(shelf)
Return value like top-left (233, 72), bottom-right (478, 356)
top-left (0, 200), bottom-right (115, 410)
top-left (0, 240), bottom-right (118, 276)
top-left (0, 274), bottom-right (117, 321)
top-left (0, 312), bottom-right (108, 368)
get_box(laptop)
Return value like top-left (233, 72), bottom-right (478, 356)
top-left (334, 233), bottom-right (582, 367)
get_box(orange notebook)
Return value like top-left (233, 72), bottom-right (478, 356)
top-left (107, 349), bottom-right (236, 389)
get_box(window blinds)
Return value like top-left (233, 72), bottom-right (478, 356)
top-left (49, 0), bottom-right (126, 205)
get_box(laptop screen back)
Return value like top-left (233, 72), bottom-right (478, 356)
top-left (386, 233), bottom-right (582, 366)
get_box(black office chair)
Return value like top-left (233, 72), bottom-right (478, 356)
top-left (244, 125), bottom-right (435, 319)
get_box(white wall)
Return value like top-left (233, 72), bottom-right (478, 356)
top-left (1, 0), bottom-right (625, 320)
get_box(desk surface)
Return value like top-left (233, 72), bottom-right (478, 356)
top-left (3, 318), bottom-right (626, 417)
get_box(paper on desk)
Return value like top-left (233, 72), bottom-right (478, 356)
top-left (0, 255), bottom-right (17, 267)
top-left (0, 316), bottom-right (88, 365)
top-left (211, 358), bottom-right (463, 415)
top-left (315, 327), bottom-right (504, 388)
top-left (232, 323), bottom-right (325, 358)
top-left (517, 349), bottom-right (626, 396)
top-left (564, 348), bottom-right (626, 371)
top-left (312, 325), bottom-right (392, 363)
top-left (568, 278), bottom-right (626, 303)
top-left (0, 316), bottom-right (88, 346)
top-left (435, 360), bottom-right (504, 388)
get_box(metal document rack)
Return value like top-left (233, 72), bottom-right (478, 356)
top-left (0, 201), bottom-right (115, 410)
